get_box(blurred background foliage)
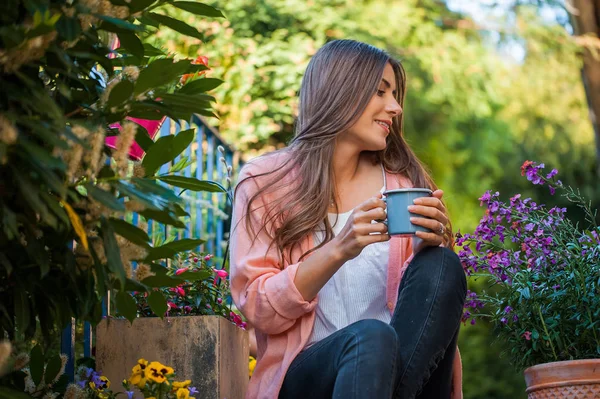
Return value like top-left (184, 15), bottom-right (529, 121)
top-left (147, 0), bottom-right (598, 397)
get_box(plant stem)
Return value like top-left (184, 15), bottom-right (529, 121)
top-left (538, 305), bottom-right (558, 361)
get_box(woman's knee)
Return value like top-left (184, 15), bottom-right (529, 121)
top-left (412, 246), bottom-right (467, 299)
top-left (344, 319), bottom-right (398, 355)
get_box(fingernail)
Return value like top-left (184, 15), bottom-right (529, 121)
top-left (413, 199), bottom-right (422, 204)
top-left (407, 205), bottom-right (416, 211)
top-left (410, 217), bottom-right (417, 222)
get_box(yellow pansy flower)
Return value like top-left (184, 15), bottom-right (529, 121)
top-left (249, 356), bottom-right (257, 378)
top-left (172, 380), bottom-right (192, 390)
top-left (176, 388), bottom-right (190, 399)
top-left (145, 361), bottom-right (174, 384)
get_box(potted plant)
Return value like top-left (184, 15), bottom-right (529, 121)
top-left (96, 247), bottom-right (249, 399)
top-left (457, 161), bottom-right (600, 398)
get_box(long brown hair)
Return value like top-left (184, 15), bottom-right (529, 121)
top-left (235, 39), bottom-right (453, 264)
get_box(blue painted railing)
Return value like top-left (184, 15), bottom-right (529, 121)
top-left (60, 115), bottom-right (242, 380)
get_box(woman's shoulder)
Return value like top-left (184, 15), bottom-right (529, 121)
top-left (239, 149), bottom-right (292, 178)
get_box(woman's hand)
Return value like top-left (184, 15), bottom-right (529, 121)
top-left (332, 193), bottom-right (389, 262)
top-left (408, 189), bottom-right (448, 254)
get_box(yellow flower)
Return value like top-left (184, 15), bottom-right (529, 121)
top-left (249, 356), bottom-right (257, 378)
top-left (176, 388), bottom-right (190, 399)
top-left (145, 361), bottom-right (174, 385)
top-left (129, 360), bottom-right (149, 388)
top-left (172, 380), bottom-right (191, 390)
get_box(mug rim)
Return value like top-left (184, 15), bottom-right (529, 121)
top-left (383, 188), bottom-right (432, 195)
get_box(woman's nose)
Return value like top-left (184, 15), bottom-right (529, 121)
top-left (386, 100), bottom-right (402, 117)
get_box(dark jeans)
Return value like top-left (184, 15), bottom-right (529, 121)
top-left (279, 247), bottom-right (467, 399)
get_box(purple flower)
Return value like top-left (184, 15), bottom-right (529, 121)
top-left (552, 284), bottom-right (560, 290)
top-left (546, 169), bottom-right (558, 179)
top-left (504, 306), bottom-right (513, 314)
top-left (501, 317), bottom-right (508, 324)
top-left (189, 387), bottom-right (199, 395)
top-left (126, 392), bottom-right (134, 399)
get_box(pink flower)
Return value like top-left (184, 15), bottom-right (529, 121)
top-left (523, 331), bottom-right (532, 340)
top-left (176, 286), bottom-right (185, 296)
top-left (206, 304), bottom-right (212, 309)
top-left (167, 302), bottom-right (178, 310)
top-left (175, 268), bottom-right (188, 275)
top-left (213, 269), bottom-right (228, 279)
top-left (193, 257), bottom-right (198, 262)
top-left (183, 306), bottom-right (192, 313)
top-left (217, 298), bottom-right (223, 304)
top-left (204, 254), bottom-right (213, 261)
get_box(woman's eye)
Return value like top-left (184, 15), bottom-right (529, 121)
top-left (377, 90), bottom-right (385, 96)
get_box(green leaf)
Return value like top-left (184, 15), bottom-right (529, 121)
top-left (147, 12), bottom-right (203, 40)
top-left (142, 43), bottom-right (165, 57)
top-left (147, 291), bottom-right (168, 318)
top-left (134, 58), bottom-right (191, 95)
top-left (86, 184), bottom-right (126, 212)
top-left (178, 78), bottom-right (224, 95)
top-left (15, 290), bottom-right (31, 339)
top-left (158, 176), bottom-right (226, 192)
top-left (116, 291), bottom-right (138, 323)
top-left (55, 15), bottom-right (81, 42)
top-left (44, 354), bottom-right (62, 384)
top-left (115, 181), bottom-right (168, 211)
top-left (177, 269), bottom-right (212, 281)
top-left (101, 217), bottom-right (126, 287)
top-left (109, 218), bottom-right (151, 247)
top-left (142, 128), bottom-right (195, 175)
top-left (145, 238), bottom-right (205, 261)
top-left (134, 122), bottom-right (157, 153)
top-left (107, 79), bottom-right (134, 108)
top-left (129, 0), bottom-right (157, 13)
top-left (139, 209), bottom-right (185, 228)
top-left (29, 345), bottom-right (44, 386)
top-left (97, 14), bottom-right (143, 32)
top-left (118, 32), bottom-right (144, 59)
top-left (171, 2), bottom-right (225, 18)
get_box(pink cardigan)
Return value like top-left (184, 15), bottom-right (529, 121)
top-left (230, 154), bottom-right (462, 399)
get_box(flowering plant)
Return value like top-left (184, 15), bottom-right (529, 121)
top-left (69, 359), bottom-right (197, 399)
top-left (131, 250), bottom-right (246, 329)
top-left (457, 161), bottom-right (600, 369)
top-left (0, 0), bottom-right (226, 345)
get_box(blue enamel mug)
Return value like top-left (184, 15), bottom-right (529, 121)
top-left (383, 188), bottom-right (433, 236)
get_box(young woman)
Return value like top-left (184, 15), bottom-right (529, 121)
top-left (230, 39), bottom-right (467, 399)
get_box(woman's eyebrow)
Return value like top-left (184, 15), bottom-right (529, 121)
top-left (381, 78), bottom-right (391, 88)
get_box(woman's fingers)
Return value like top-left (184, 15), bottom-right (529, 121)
top-left (410, 216), bottom-right (445, 234)
top-left (354, 207), bottom-right (387, 223)
top-left (356, 194), bottom-right (386, 213)
top-left (408, 205), bottom-right (448, 225)
top-left (415, 229), bottom-right (443, 244)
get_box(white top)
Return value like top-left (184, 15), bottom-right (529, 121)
top-left (306, 166), bottom-right (390, 347)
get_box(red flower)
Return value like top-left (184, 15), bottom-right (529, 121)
top-left (522, 331), bottom-right (532, 340)
top-left (175, 268), bottom-right (188, 276)
top-left (167, 302), bottom-right (178, 310)
top-left (176, 286), bottom-right (185, 296)
top-left (521, 160), bottom-right (534, 176)
top-left (181, 55), bottom-right (210, 84)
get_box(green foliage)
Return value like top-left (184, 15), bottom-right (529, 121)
top-left (0, 0), bottom-right (227, 349)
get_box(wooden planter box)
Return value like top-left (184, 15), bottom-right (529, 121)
top-left (96, 316), bottom-right (249, 399)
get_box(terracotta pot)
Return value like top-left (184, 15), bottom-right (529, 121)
top-left (524, 359), bottom-right (600, 398)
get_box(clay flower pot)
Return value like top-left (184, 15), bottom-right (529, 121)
top-left (524, 359), bottom-right (600, 398)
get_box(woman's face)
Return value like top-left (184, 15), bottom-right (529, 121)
top-left (342, 62), bottom-right (402, 151)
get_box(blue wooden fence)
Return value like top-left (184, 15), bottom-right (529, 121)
top-left (60, 115), bottom-right (242, 380)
